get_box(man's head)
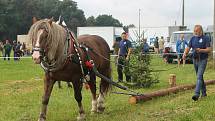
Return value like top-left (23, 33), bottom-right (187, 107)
top-left (6, 40), bottom-right (9, 44)
top-left (180, 34), bottom-right (184, 41)
top-left (194, 25), bottom-right (203, 37)
top-left (121, 32), bottom-right (128, 40)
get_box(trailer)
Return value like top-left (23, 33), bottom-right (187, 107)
top-left (77, 27), bottom-right (124, 51)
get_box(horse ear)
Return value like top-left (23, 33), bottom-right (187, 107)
top-left (32, 17), bottom-right (37, 24)
top-left (48, 17), bottom-right (54, 26)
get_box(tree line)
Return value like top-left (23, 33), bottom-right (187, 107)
top-left (0, 0), bottom-right (123, 41)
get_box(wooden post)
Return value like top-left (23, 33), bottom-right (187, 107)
top-left (169, 74), bottom-right (176, 87)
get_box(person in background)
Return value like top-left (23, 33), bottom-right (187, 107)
top-left (163, 37), bottom-right (171, 63)
top-left (16, 41), bottom-right (22, 60)
top-left (142, 39), bottom-right (150, 54)
top-left (117, 32), bottom-right (132, 82)
top-left (4, 40), bottom-right (12, 61)
top-left (176, 34), bottom-right (188, 67)
top-left (13, 40), bottom-right (18, 60)
top-left (183, 25), bottom-right (211, 101)
top-left (0, 41), bottom-right (4, 57)
top-left (154, 37), bottom-right (159, 54)
top-left (158, 36), bottom-right (165, 55)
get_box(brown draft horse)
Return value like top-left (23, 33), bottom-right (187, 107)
top-left (29, 18), bottom-right (111, 121)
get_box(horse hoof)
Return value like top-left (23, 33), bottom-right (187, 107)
top-left (77, 114), bottom-right (86, 121)
top-left (90, 110), bottom-right (97, 115)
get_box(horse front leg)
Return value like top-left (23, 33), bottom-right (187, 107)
top-left (72, 81), bottom-right (85, 121)
top-left (38, 76), bottom-right (55, 121)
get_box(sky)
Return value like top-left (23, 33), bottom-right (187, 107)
top-left (75, 0), bottom-right (214, 28)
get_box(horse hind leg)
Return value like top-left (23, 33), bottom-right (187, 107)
top-left (97, 67), bottom-right (111, 113)
top-left (88, 72), bottom-right (97, 113)
top-left (72, 80), bottom-right (86, 121)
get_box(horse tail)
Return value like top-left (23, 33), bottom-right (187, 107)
top-left (100, 63), bottom-right (112, 95)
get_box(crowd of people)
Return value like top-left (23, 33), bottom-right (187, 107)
top-left (0, 40), bottom-right (27, 61)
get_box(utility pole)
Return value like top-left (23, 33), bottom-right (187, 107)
top-left (182, 0), bottom-right (185, 26)
top-left (138, 9), bottom-right (141, 43)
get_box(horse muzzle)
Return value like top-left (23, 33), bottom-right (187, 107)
top-left (32, 51), bottom-right (41, 64)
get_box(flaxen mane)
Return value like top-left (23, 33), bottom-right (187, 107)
top-left (28, 19), bottom-right (66, 65)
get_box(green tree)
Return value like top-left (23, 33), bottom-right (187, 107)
top-left (95, 14), bottom-right (123, 27)
top-left (54, 0), bottom-right (86, 33)
top-left (86, 16), bottom-right (96, 26)
top-left (0, 0), bottom-right (86, 40)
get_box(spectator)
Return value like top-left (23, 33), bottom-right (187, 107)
top-left (0, 41), bottom-right (4, 57)
top-left (16, 41), bottom-right (22, 60)
top-left (142, 39), bottom-right (150, 54)
top-left (158, 36), bottom-right (165, 55)
top-left (154, 37), bottom-right (159, 54)
top-left (176, 34), bottom-right (188, 67)
top-left (117, 32), bottom-right (132, 82)
top-left (163, 37), bottom-right (171, 63)
top-left (13, 40), bottom-right (18, 60)
top-left (183, 25), bottom-right (211, 101)
top-left (4, 40), bottom-right (12, 61)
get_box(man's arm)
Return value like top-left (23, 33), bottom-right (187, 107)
top-left (182, 47), bottom-right (190, 60)
top-left (118, 48), bottom-right (120, 57)
top-left (126, 48), bottom-right (132, 60)
top-left (196, 47), bottom-right (211, 53)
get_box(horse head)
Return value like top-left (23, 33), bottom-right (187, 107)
top-left (29, 18), bottom-right (66, 64)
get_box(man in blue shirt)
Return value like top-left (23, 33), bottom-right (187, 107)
top-left (117, 32), bottom-right (132, 82)
top-left (183, 25), bottom-right (211, 101)
top-left (176, 34), bottom-right (188, 67)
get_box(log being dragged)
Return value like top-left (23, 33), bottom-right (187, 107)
top-left (129, 80), bottom-right (215, 104)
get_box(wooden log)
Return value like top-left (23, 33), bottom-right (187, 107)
top-left (129, 80), bottom-right (215, 104)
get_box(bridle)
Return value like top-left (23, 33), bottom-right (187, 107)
top-left (32, 27), bottom-right (61, 72)
top-left (32, 27), bottom-right (81, 72)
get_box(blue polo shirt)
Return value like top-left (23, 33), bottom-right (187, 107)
top-left (119, 39), bottom-right (132, 56)
top-left (188, 35), bottom-right (210, 59)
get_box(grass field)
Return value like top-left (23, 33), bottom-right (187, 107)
top-left (1, 56), bottom-right (215, 121)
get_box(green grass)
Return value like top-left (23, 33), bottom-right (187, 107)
top-left (1, 57), bottom-right (215, 121)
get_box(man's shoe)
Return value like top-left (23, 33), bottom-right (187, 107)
top-left (192, 95), bottom-right (199, 101)
top-left (200, 94), bottom-right (207, 98)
